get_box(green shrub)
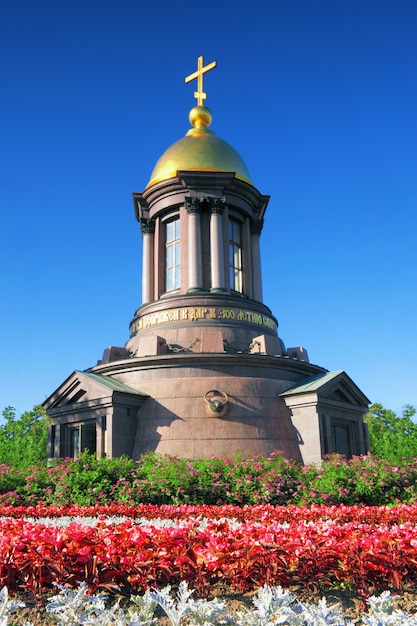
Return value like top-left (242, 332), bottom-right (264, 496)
top-left (0, 405), bottom-right (48, 470)
top-left (365, 403), bottom-right (417, 463)
top-left (50, 453), bottom-right (136, 506)
top-left (297, 453), bottom-right (417, 506)
top-left (3, 446), bottom-right (417, 508)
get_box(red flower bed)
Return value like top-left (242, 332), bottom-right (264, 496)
top-left (2, 504), bottom-right (417, 599)
top-left (4, 502), bottom-right (417, 524)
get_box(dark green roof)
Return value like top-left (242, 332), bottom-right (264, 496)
top-left (279, 370), bottom-right (343, 397)
top-left (78, 371), bottom-right (147, 396)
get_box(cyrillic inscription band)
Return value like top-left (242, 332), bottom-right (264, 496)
top-left (130, 306), bottom-right (277, 336)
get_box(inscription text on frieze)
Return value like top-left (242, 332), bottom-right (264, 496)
top-left (130, 306), bottom-right (277, 336)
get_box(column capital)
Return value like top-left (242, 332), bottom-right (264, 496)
top-left (208, 197), bottom-right (226, 215)
top-left (185, 197), bottom-right (202, 214)
top-left (140, 219), bottom-right (155, 235)
top-left (250, 218), bottom-right (264, 236)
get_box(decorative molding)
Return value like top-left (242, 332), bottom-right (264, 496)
top-left (185, 197), bottom-right (202, 214)
top-left (208, 197), bottom-right (226, 214)
top-left (250, 218), bottom-right (264, 236)
top-left (140, 219), bottom-right (155, 235)
top-left (161, 338), bottom-right (200, 353)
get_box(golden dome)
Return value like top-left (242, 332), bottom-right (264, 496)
top-left (146, 105), bottom-right (252, 188)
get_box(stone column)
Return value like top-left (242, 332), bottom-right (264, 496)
top-left (250, 219), bottom-right (264, 302)
top-left (140, 219), bottom-right (155, 304)
top-left (209, 198), bottom-right (226, 293)
top-left (185, 198), bottom-right (203, 293)
top-left (47, 423), bottom-right (59, 459)
top-left (95, 415), bottom-right (109, 459)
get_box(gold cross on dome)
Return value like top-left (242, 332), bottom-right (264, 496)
top-left (185, 56), bottom-right (217, 106)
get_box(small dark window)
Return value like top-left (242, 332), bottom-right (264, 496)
top-left (82, 422), bottom-right (97, 455)
top-left (68, 422), bottom-right (97, 458)
top-left (69, 427), bottom-right (80, 459)
top-left (332, 424), bottom-right (351, 457)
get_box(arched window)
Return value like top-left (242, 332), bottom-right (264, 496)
top-left (165, 217), bottom-right (181, 292)
top-left (229, 219), bottom-right (243, 292)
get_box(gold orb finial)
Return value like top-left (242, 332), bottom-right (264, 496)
top-left (185, 55), bottom-right (217, 106)
top-left (188, 105), bottom-right (212, 130)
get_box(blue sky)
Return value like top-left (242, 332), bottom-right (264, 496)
top-left (0, 0), bottom-right (416, 420)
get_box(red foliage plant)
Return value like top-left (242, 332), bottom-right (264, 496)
top-left (1, 504), bottom-right (417, 600)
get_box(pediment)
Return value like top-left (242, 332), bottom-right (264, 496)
top-left (43, 370), bottom-right (146, 412)
top-left (327, 387), bottom-right (352, 403)
top-left (280, 370), bottom-right (370, 408)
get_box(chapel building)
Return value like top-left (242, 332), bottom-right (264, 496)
top-left (44, 58), bottom-right (370, 464)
